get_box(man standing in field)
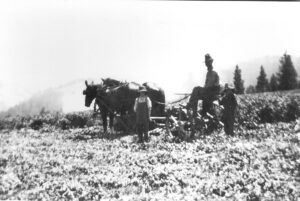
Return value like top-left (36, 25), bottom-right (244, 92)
top-left (220, 83), bottom-right (237, 136)
top-left (202, 53), bottom-right (220, 116)
top-left (134, 86), bottom-right (152, 143)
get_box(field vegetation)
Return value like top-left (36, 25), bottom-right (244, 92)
top-left (0, 91), bottom-right (300, 200)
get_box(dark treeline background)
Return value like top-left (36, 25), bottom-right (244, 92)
top-left (233, 53), bottom-right (299, 94)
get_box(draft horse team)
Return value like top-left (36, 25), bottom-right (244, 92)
top-left (83, 54), bottom-right (237, 141)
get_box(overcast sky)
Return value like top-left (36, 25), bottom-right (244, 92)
top-left (0, 0), bottom-right (300, 109)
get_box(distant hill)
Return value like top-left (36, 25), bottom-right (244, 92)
top-left (0, 79), bottom-right (92, 117)
top-left (0, 83), bottom-right (35, 112)
top-left (1, 88), bottom-right (63, 117)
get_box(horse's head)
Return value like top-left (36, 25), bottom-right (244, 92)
top-left (83, 80), bottom-right (99, 107)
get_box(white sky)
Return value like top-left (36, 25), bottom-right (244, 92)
top-left (0, 0), bottom-right (300, 108)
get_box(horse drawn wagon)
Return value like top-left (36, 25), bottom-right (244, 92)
top-left (83, 78), bottom-right (225, 138)
top-left (150, 87), bottom-right (225, 139)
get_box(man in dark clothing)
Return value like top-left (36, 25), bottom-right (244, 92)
top-left (202, 54), bottom-right (220, 116)
top-left (220, 83), bottom-right (237, 136)
top-left (134, 86), bottom-right (152, 143)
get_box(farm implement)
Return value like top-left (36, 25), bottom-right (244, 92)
top-left (150, 98), bottom-right (224, 140)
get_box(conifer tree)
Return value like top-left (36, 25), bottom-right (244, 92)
top-left (277, 53), bottom-right (298, 90)
top-left (256, 66), bottom-right (269, 92)
top-left (233, 65), bottom-right (245, 94)
top-left (269, 74), bottom-right (279, 92)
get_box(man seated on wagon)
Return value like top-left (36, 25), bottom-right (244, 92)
top-left (202, 53), bottom-right (220, 116)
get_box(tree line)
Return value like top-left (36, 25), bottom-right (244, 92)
top-left (232, 53), bottom-right (299, 94)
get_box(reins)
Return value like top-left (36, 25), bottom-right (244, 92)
top-left (152, 94), bottom-right (191, 106)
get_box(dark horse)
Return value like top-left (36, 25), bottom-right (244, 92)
top-left (83, 78), bottom-right (165, 132)
top-left (101, 78), bottom-right (166, 117)
top-left (83, 81), bottom-right (114, 132)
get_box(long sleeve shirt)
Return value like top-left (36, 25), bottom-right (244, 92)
top-left (205, 70), bottom-right (220, 88)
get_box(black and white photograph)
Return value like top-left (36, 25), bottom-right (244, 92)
top-left (0, 0), bottom-right (300, 200)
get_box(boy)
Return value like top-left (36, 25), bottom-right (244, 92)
top-left (134, 86), bottom-right (152, 143)
top-left (220, 84), bottom-right (237, 136)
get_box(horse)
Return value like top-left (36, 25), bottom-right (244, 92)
top-left (84, 78), bottom-right (166, 133)
top-left (82, 81), bottom-right (114, 133)
top-left (142, 82), bottom-right (166, 117)
top-left (101, 78), bottom-right (166, 117)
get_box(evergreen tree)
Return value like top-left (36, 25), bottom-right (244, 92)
top-left (233, 65), bottom-right (245, 94)
top-left (246, 85), bottom-right (256, 94)
top-left (256, 66), bottom-right (269, 92)
top-left (269, 74), bottom-right (279, 92)
top-left (277, 53), bottom-right (298, 90)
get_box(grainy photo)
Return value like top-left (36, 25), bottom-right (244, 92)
top-left (0, 0), bottom-right (300, 200)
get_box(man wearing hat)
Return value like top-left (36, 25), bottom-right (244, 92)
top-left (220, 83), bottom-right (237, 136)
top-left (134, 86), bottom-right (152, 143)
top-left (202, 53), bottom-right (220, 116)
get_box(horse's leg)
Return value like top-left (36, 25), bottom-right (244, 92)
top-left (101, 112), bottom-right (108, 133)
top-left (109, 112), bottom-right (114, 134)
top-left (120, 110), bottom-right (127, 132)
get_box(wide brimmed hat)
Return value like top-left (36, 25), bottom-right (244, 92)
top-left (139, 86), bottom-right (147, 93)
top-left (225, 83), bottom-right (235, 90)
top-left (205, 53), bottom-right (214, 63)
top-left (227, 84), bottom-right (234, 89)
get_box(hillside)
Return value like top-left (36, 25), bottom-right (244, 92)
top-left (0, 79), bottom-right (91, 117)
